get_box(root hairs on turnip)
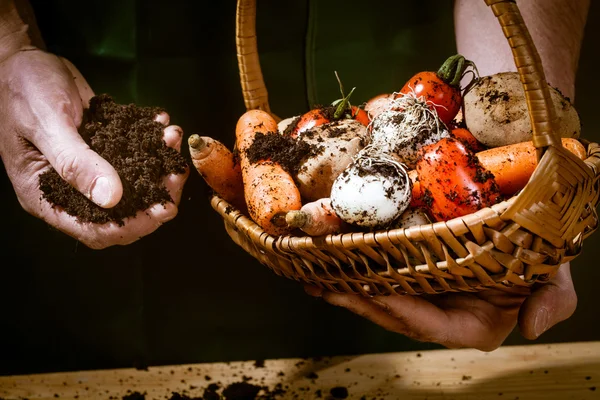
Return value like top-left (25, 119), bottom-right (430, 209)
top-left (369, 92), bottom-right (450, 167)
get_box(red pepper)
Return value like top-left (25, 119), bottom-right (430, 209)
top-left (415, 137), bottom-right (501, 221)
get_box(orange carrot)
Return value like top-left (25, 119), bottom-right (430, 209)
top-left (236, 109), bottom-right (302, 236)
top-left (188, 134), bottom-right (245, 210)
top-left (410, 138), bottom-right (587, 205)
top-left (285, 198), bottom-right (347, 236)
top-left (475, 138), bottom-right (586, 196)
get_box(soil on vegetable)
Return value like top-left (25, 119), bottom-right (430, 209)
top-left (245, 132), bottom-right (320, 177)
top-left (38, 94), bottom-right (188, 226)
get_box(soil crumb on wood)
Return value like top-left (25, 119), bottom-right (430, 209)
top-left (39, 94), bottom-right (188, 226)
top-left (330, 386), bottom-right (349, 399)
top-left (122, 392), bottom-right (146, 400)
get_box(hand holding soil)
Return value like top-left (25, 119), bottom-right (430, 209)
top-left (0, 49), bottom-right (189, 249)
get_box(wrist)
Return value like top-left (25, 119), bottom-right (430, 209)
top-left (0, 1), bottom-right (34, 64)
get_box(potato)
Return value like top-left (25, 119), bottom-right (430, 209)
top-left (463, 72), bottom-right (581, 148)
top-left (296, 119), bottom-right (368, 201)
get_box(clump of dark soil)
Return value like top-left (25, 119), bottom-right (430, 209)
top-left (39, 94), bottom-right (188, 226)
top-left (122, 392), bottom-right (146, 400)
top-left (330, 386), bottom-right (349, 399)
top-left (245, 132), bottom-right (318, 177)
top-left (222, 381), bottom-right (264, 399)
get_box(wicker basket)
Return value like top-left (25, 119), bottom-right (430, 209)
top-left (212, 0), bottom-right (600, 296)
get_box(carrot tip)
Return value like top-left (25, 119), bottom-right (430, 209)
top-left (188, 134), bottom-right (206, 150)
top-left (272, 212), bottom-right (290, 228)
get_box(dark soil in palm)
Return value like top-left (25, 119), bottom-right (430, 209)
top-left (39, 94), bottom-right (188, 226)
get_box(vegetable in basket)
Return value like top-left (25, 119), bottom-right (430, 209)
top-left (285, 198), bottom-right (348, 236)
top-left (398, 54), bottom-right (476, 126)
top-left (414, 137), bottom-right (502, 222)
top-left (409, 137), bottom-right (588, 215)
top-left (366, 54), bottom-right (476, 123)
top-left (235, 109), bottom-right (302, 236)
top-left (294, 118), bottom-right (368, 201)
top-left (462, 71), bottom-right (581, 147)
top-left (188, 134), bottom-right (245, 211)
top-left (330, 93), bottom-right (448, 229)
top-left (291, 72), bottom-right (369, 137)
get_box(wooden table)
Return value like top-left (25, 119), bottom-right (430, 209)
top-left (1, 341), bottom-right (599, 400)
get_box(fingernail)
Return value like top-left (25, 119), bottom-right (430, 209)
top-left (90, 177), bottom-right (112, 207)
top-left (534, 307), bottom-right (550, 338)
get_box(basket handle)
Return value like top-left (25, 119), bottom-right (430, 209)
top-left (235, 0), bottom-right (562, 157)
top-left (235, 0), bottom-right (274, 117)
top-left (485, 0), bottom-right (562, 158)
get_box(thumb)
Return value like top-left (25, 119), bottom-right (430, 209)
top-left (518, 263), bottom-right (577, 340)
top-left (35, 114), bottom-right (123, 208)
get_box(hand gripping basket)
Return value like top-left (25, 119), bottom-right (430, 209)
top-left (211, 0), bottom-right (600, 296)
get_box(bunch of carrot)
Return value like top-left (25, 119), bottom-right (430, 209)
top-left (188, 54), bottom-right (587, 237)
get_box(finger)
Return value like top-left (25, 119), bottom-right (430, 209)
top-left (163, 170), bottom-right (189, 206)
top-left (518, 263), bottom-right (577, 340)
top-left (163, 125), bottom-right (183, 151)
top-left (144, 201), bottom-right (179, 225)
top-left (32, 115), bottom-right (123, 208)
top-left (377, 294), bottom-right (517, 351)
top-left (40, 199), bottom-right (179, 249)
top-left (155, 112), bottom-right (170, 126)
top-left (59, 56), bottom-right (95, 113)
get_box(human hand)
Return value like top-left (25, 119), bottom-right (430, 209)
top-left (0, 49), bottom-right (189, 249)
top-left (305, 263), bottom-right (576, 351)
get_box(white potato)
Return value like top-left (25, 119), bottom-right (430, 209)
top-left (463, 72), bottom-right (580, 148)
top-left (296, 119), bottom-right (368, 201)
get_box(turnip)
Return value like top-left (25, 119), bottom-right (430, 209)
top-left (331, 93), bottom-right (447, 229)
top-left (369, 94), bottom-right (450, 168)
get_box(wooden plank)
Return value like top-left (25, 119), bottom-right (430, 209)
top-left (1, 341), bottom-right (599, 399)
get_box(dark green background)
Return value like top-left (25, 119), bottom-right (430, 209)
top-left (1, 0), bottom-right (599, 375)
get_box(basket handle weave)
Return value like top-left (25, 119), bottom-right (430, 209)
top-left (235, 0), bottom-right (562, 159)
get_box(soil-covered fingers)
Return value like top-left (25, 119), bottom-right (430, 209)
top-left (163, 170), bottom-right (189, 205)
top-left (155, 112), bottom-right (170, 126)
top-left (40, 200), bottom-right (179, 249)
top-left (30, 117), bottom-right (124, 209)
top-left (163, 125), bottom-right (183, 151)
top-left (518, 263), bottom-right (577, 340)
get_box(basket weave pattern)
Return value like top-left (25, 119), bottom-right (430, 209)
top-left (214, 0), bottom-right (600, 296)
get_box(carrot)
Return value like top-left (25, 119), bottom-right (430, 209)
top-left (474, 138), bottom-right (586, 196)
top-left (410, 138), bottom-right (587, 205)
top-left (236, 109), bottom-right (302, 236)
top-left (285, 198), bottom-right (347, 236)
top-left (188, 134), bottom-right (245, 210)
